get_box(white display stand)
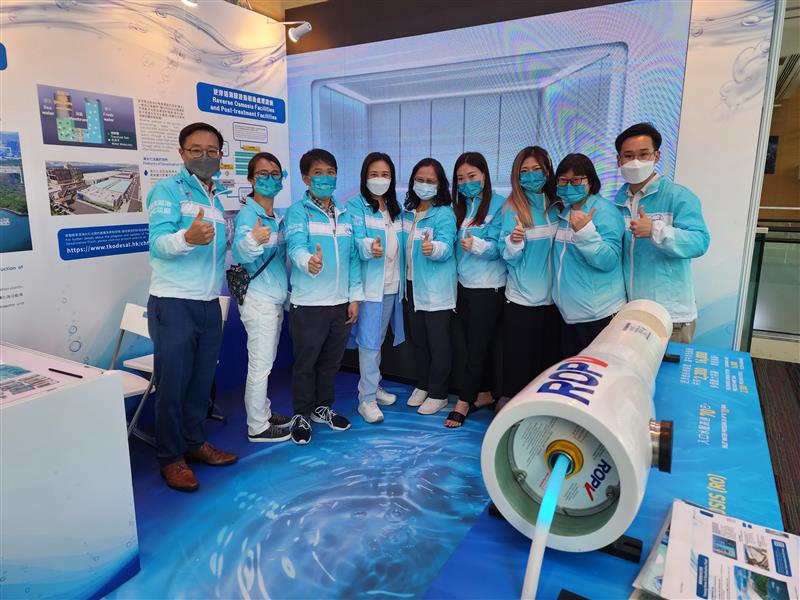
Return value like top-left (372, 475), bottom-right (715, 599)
top-left (0, 343), bottom-right (140, 599)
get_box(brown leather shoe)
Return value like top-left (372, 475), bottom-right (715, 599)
top-left (185, 442), bottom-right (238, 466)
top-left (160, 460), bottom-right (199, 492)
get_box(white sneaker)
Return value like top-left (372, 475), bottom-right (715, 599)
top-left (358, 400), bottom-right (384, 424)
top-left (376, 387), bottom-right (397, 406)
top-left (407, 388), bottom-right (428, 407)
top-left (418, 397), bottom-right (448, 415)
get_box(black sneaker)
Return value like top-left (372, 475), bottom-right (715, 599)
top-left (248, 424), bottom-right (291, 443)
top-left (291, 415), bottom-right (312, 445)
top-left (269, 412), bottom-right (293, 429)
top-left (311, 406), bottom-right (351, 431)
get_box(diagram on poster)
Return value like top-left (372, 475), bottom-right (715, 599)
top-left (38, 84), bottom-right (137, 149)
top-left (0, 131), bottom-right (32, 253)
top-left (47, 161), bottom-right (141, 216)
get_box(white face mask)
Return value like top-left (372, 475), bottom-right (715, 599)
top-left (413, 181), bottom-right (438, 201)
top-left (366, 177), bottom-right (391, 197)
top-left (620, 159), bottom-right (656, 185)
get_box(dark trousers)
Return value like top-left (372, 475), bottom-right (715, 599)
top-left (290, 303), bottom-right (351, 417)
top-left (147, 295), bottom-right (222, 465)
top-left (404, 281), bottom-right (452, 399)
top-left (560, 315), bottom-right (613, 358)
top-left (456, 284), bottom-right (504, 405)
top-left (502, 302), bottom-right (563, 398)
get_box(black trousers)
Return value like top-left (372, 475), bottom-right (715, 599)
top-left (404, 281), bottom-right (452, 399)
top-left (502, 301), bottom-right (563, 399)
top-left (560, 315), bottom-right (613, 359)
top-left (147, 295), bottom-right (222, 465)
top-left (456, 284), bottom-right (504, 405)
top-left (290, 303), bottom-right (352, 417)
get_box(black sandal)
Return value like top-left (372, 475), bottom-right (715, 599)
top-left (444, 410), bottom-right (467, 428)
top-left (471, 398), bottom-right (498, 413)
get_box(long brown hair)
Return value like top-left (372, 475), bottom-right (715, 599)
top-left (504, 146), bottom-right (557, 228)
top-left (452, 152), bottom-right (493, 229)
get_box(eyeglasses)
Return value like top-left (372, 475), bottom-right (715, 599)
top-left (255, 170), bottom-right (282, 180)
top-left (556, 176), bottom-right (587, 186)
top-left (620, 150), bottom-right (656, 162)
top-left (183, 147), bottom-right (221, 159)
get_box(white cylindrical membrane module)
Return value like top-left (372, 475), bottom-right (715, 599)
top-left (481, 300), bottom-right (672, 552)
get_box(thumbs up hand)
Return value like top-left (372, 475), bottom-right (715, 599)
top-left (371, 235), bottom-right (384, 258)
top-left (251, 216), bottom-right (272, 245)
top-left (630, 205), bottom-right (652, 238)
top-left (421, 230), bottom-right (434, 256)
top-left (308, 242), bottom-right (323, 275)
top-left (510, 215), bottom-right (526, 244)
top-left (570, 207), bottom-right (596, 232)
top-left (185, 207), bottom-right (215, 245)
top-left (460, 229), bottom-right (475, 253)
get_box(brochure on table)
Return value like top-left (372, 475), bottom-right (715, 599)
top-left (0, 342), bottom-right (103, 405)
top-left (634, 499), bottom-right (798, 600)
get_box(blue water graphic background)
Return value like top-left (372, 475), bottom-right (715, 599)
top-left (109, 374), bottom-right (490, 599)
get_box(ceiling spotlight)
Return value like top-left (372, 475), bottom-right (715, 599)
top-left (285, 21), bottom-right (312, 43)
top-left (181, 0), bottom-right (198, 7)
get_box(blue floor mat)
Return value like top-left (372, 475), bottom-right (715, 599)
top-left (109, 370), bottom-right (491, 599)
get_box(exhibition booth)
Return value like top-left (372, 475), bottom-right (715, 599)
top-left (0, 0), bottom-right (796, 599)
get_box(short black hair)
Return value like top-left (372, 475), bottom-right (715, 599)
top-left (405, 158), bottom-right (451, 210)
top-left (615, 122), bottom-right (662, 153)
top-left (555, 153), bottom-right (601, 196)
top-left (179, 122), bottom-right (223, 149)
top-left (300, 148), bottom-right (337, 176)
top-left (247, 152), bottom-right (283, 180)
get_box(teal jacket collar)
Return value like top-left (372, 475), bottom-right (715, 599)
top-left (614, 175), bottom-right (666, 207)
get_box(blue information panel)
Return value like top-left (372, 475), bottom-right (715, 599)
top-left (57, 224), bottom-right (148, 261)
top-left (425, 342), bottom-right (782, 600)
top-left (196, 82), bottom-right (286, 124)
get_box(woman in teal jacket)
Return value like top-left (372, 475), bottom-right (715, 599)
top-left (496, 146), bottom-right (563, 400)
top-left (232, 152), bottom-right (292, 443)
top-left (552, 153), bottom-right (626, 357)
top-left (346, 152), bottom-right (405, 424)
top-left (401, 158), bottom-right (457, 417)
top-left (445, 151), bottom-right (506, 428)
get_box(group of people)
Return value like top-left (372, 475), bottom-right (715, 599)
top-left (145, 121), bottom-right (710, 492)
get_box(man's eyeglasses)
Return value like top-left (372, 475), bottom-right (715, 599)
top-left (620, 150), bottom-right (656, 162)
top-left (557, 176), bottom-right (587, 186)
top-left (255, 170), bottom-right (283, 180)
top-left (183, 147), bottom-right (221, 159)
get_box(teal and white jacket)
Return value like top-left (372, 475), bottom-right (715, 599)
top-left (231, 197), bottom-right (288, 305)
top-left (285, 192), bottom-right (364, 307)
top-left (455, 192), bottom-right (507, 289)
top-left (613, 176), bottom-right (710, 323)
top-left (346, 194), bottom-right (406, 302)
top-left (553, 194), bottom-right (626, 324)
top-left (146, 165), bottom-right (227, 301)
top-left (497, 192), bottom-right (559, 307)
top-left (401, 205), bottom-right (457, 312)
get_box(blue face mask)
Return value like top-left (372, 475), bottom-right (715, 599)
top-left (413, 181), bottom-right (438, 201)
top-left (519, 171), bottom-right (546, 194)
top-left (458, 180), bottom-right (483, 199)
top-left (254, 175), bottom-right (283, 198)
top-left (557, 184), bottom-right (588, 207)
top-left (309, 175), bottom-right (336, 199)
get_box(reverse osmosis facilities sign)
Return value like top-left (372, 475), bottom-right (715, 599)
top-left (0, 0), bottom-right (291, 367)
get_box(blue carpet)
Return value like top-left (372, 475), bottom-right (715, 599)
top-left (109, 369), bottom-right (491, 599)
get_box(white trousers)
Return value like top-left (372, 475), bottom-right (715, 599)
top-left (240, 294), bottom-right (284, 435)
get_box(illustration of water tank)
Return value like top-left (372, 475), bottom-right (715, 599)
top-left (481, 299), bottom-right (674, 552)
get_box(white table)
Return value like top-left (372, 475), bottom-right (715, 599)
top-left (0, 342), bottom-right (140, 599)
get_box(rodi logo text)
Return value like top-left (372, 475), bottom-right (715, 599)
top-left (536, 356), bottom-right (608, 405)
top-left (584, 459), bottom-right (613, 501)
